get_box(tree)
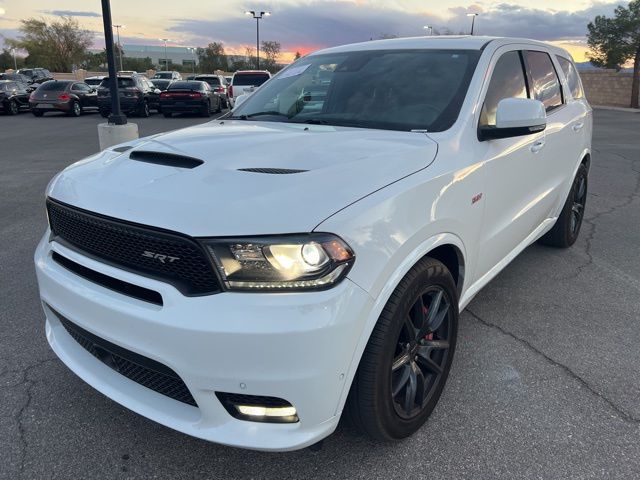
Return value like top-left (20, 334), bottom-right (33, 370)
top-left (6, 16), bottom-right (93, 72)
top-left (261, 40), bottom-right (281, 72)
top-left (245, 46), bottom-right (256, 69)
top-left (294, 51), bottom-right (302, 61)
top-left (587, 0), bottom-right (640, 108)
top-left (0, 48), bottom-right (24, 70)
top-left (197, 42), bottom-right (229, 73)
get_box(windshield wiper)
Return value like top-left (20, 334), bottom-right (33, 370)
top-left (228, 111), bottom-right (288, 120)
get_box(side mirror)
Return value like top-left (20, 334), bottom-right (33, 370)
top-left (479, 98), bottom-right (546, 141)
top-left (233, 93), bottom-right (249, 110)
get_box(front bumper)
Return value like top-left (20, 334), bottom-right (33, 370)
top-left (34, 232), bottom-right (372, 451)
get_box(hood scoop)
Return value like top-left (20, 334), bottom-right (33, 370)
top-left (237, 167), bottom-right (308, 175)
top-left (129, 150), bottom-right (203, 169)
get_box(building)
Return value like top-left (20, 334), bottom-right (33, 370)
top-left (122, 44), bottom-right (198, 70)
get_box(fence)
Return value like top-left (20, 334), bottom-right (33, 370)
top-left (579, 70), bottom-right (638, 108)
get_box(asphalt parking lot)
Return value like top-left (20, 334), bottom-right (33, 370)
top-left (1, 108), bottom-right (640, 479)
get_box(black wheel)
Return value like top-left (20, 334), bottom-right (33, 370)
top-left (347, 257), bottom-right (458, 441)
top-left (8, 99), bottom-right (19, 115)
top-left (215, 98), bottom-right (222, 113)
top-left (32, 110), bottom-right (44, 117)
top-left (163, 112), bottom-right (172, 118)
top-left (221, 97), bottom-right (228, 109)
top-left (539, 163), bottom-right (588, 248)
top-left (100, 109), bottom-right (110, 118)
top-left (68, 101), bottom-right (82, 117)
top-left (138, 100), bottom-right (150, 118)
top-left (201, 101), bottom-right (211, 117)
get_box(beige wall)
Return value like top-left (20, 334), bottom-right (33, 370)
top-left (580, 70), bottom-right (638, 108)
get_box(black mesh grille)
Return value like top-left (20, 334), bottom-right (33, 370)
top-left (46, 198), bottom-right (220, 296)
top-left (237, 167), bottom-right (308, 175)
top-left (53, 306), bottom-right (197, 407)
top-left (129, 151), bottom-right (203, 169)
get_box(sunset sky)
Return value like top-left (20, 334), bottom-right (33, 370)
top-left (0, 0), bottom-right (628, 63)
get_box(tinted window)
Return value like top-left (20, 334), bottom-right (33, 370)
top-left (151, 79), bottom-right (172, 89)
top-left (99, 78), bottom-right (136, 88)
top-left (73, 83), bottom-right (92, 92)
top-left (196, 76), bottom-right (220, 86)
top-left (84, 78), bottom-right (103, 86)
top-left (523, 50), bottom-right (563, 112)
top-left (480, 51), bottom-right (528, 128)
top-left (557, 56), bottom-right (584, 99)
top-left (154, 72), bottom-right (173, 79)
top-left (233, 50), bottom-right (480, 132)
top-left (233, 73), bottom-right (270, 86)
top-left (38, 81), bottom-right (71, 91)
top-left (0, 83), bottom-right (9, 91)
top-left (167, 81), bottom-right (202, 90)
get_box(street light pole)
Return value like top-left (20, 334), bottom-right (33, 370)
top-left (100, 0), bottom-right (126, 125)
top-left (113, 24), bottom-right (124, 71)
top-left (187, 47), bottom-right (196, 73)
top-left (467, 13), bottom-right (479, 35)
top-left (159, 38), bottom-right (170, 71)
top-left (245, 10), bottom-right (271, 70)
top-left (10, 48), bottom-right (17, 70)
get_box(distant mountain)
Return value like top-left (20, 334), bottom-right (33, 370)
top-left (575, 61), bottom-right (633, 73)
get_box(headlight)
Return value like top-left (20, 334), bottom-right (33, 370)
top-left (203, 233), bottom-right (354, 291)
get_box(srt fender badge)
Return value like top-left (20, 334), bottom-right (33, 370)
top-left (472, 193), bottom-right (483, 204)
top-left (142, 251), bottom-right (180, 263)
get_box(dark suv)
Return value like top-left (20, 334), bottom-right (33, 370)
top-left (97, 75), bottom-right (161, 117)
top-left (17, 68), bottom-right (54, 84)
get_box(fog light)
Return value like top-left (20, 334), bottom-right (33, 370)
top-left (236, 405), bottom-right (297, 418)
top-left (216, 392), bottom-right (299, 423)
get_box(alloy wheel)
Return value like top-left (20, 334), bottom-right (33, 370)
top-left (9, 100), bottom-right (18, 115)
top-left (570, 175), bottom-right (586, 234)
top-left (391, 287), bottom-right (452, 419)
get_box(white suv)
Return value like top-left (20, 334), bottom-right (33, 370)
top-left (35, 36), bottom-right (591, 451)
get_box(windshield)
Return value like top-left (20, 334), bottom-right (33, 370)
top-left (154, 72), bottom-right (172, 79)
top-left (231, 49), bottom-right (480, 132)
top-left (84, 78), bottom-right (103, 86)
top-left (38, 81), bottom-right (70, 91)
top-left (0, 83), bottom-right (10, 91)
top-left (233, 73), bottom-right (270, 86)
top-left (99, 78), bottom-right (136, 88)
top-left (196, 76), bottom-right (220, 86)
top-left (168, 81), bottom-right (202, 91)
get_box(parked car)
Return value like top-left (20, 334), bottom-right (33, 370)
top-left (17, 67), bottom-right (53, 84)
top-left (35, 36), bottom-right (592, 451)
top-left (224, 75), bottom-right (232, 85)
top-left (159, 80), bottom-right (222, 117)
top-left (84, 76), bottom-right (106, 87)
top-left (194, 74), bottom-right (229, 108)
top-left (185, 74), bottom-right (197, 81)
top-left (228, 70), bottom-right (271, 107)
top-left (0, 72), bottom-right (34, 87)
top-left (0, 80), bottom-right (31, 114)
top-left (97, 74), bottom-right (160, 117)
top-left (29, 80), bottom-right (99, 117)
top-left (153, 71), bottom-right (182, 80)
top-left (150, 79), bottom-right (173, 91)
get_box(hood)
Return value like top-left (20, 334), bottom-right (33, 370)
top-left (47, 121), bottom-right (438, 236)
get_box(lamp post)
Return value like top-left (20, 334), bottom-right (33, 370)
top-left (467, 13), bottom-right (479, 35)
top-left (423, 25), bottom-right (433, 36)
top-left (113, 24), bottom-right (124, 71)
top-left (159, 38), bottom-right (171, 71)
top-left (100, 0), bottom-right (126, 125)
top-left (187, 47), bottom-right (196, 73)
top-left (244, 10), bottom-right (271, 69)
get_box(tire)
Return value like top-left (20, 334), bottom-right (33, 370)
top-left (539, 163), bottom-right (588, 248)
top-left (8, 99), bottom-right (19, 115)
top-left (68, 101), bottom-right (82, 117)
top-left (163, 112), bottom-right (172, 118)
top-left (215, 98), bottom-right (222, 113)
top-left (100, 109), bottom-right (110, 118)
top-left (221, 97), bottom-right (228, 109)
top-left (346, 257), bottom-right (458, 441)
top-left (32, 110), bottom-right (44, 117)
top-left (138, 100), bottom-right (150, 118)
top-left (201, 101), bottom-right (211, 117)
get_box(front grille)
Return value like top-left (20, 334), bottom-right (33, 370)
top-left (46, 198), bottom-right (220, 296)
top-left (52, 306), bottom-right (197, 407)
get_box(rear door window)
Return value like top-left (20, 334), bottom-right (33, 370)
top-left (557, 56), bottom-right (584, 99)
top-left (523, 50), bottom-right (563, 112)
top-left (480, 51), bottom-right (529, 128)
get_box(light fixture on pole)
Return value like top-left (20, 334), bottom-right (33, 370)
top-left (159, 38), bottom-right (171, 71)
top-left (187, 47), bottom-right (196, 73)
top-left (10, 47), bottom-right (17, 70)
top-left (467, 13), bottom-right (479, 35)
top-left (244, 10), bottom-right (271, 69)
top-left (113, 24), bottom-right (124, 71)
top-left (423, 25), bottom-right (433, 36)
